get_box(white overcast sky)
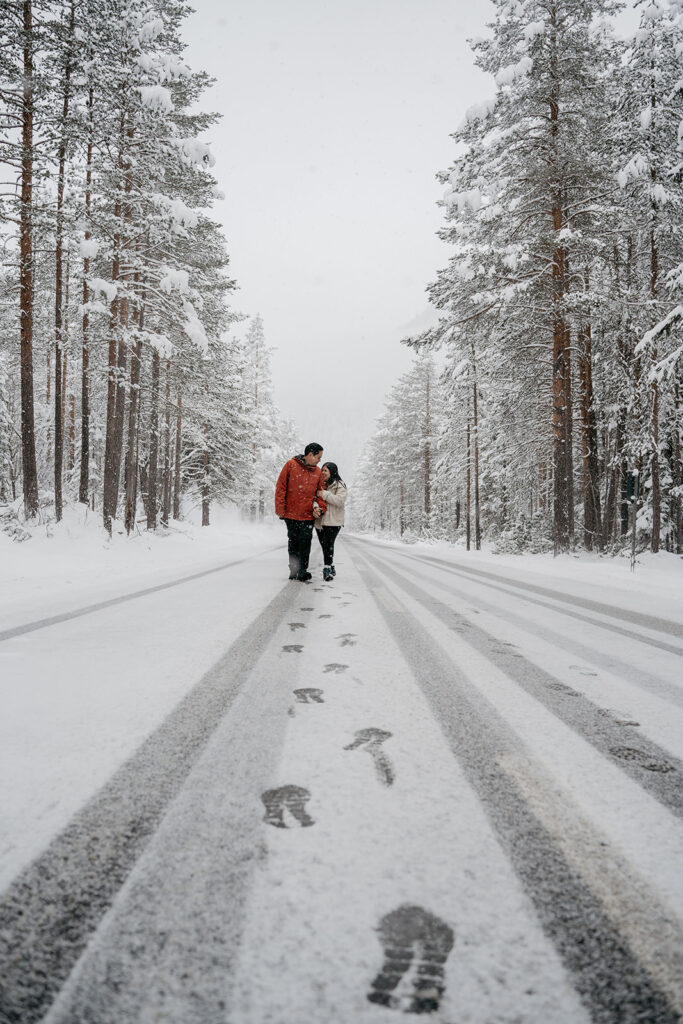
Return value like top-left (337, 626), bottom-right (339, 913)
top-left (180, 2), bottom-right (493, 479)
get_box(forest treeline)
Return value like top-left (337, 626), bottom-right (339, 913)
top-left (0, 0), bottom-right (292, 535)
top-left (355, 0), bottom-right (683, 555)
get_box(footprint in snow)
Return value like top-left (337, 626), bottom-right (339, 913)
top-left (294, 688), bottom-right (325, 704)
top-left (261, 785), bottom-right (315, 828)
top-left (345, 727), bottom-right (394, 786)
top-left (324, 663), bottom-right (348, 674)
top-left (319, 614), bottom-right (332, 619)
top-left (288, 622), bottom-right (306, 632)
top-left (300, 607), bottom-right (314, 611)
top-left (367, 904), bottom-right (454, 1014)
top-left (282, 644), bottom-right (304, 654)
top-left (336, 633), bottom-right (357, 647)
top-left (569, 664), bottom-right (598, 677)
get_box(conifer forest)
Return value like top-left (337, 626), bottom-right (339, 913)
top-left (1, 0), bottom-right (682, 555)
top-left (354, 0), bottom-right (683, 556)
top-left (0, 0), bottom-right (293, 536)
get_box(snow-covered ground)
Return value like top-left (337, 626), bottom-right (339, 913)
top-left (1, 519), bottom-right (682, 1023)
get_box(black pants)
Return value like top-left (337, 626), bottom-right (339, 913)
top-left (285, 519), bottom-right (314, 577)
top-left (316, 525), bottom-right (341, 566)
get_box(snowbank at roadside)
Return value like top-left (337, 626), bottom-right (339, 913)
top-left (0, 502), bottom-right (283, 631)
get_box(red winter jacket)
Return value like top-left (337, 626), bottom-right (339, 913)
top-left (275, 456), bottom-right (327, 521)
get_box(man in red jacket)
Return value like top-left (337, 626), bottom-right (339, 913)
top-left (275, 442), bottom-right (327, 581)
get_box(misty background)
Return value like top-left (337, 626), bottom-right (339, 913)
top-left (182, 0), bottom-right (492, 481)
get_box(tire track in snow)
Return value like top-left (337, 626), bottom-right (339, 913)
top-left (0, 544), bottom-right (282, 643)
top-left (362, 548), bottom-right (683, 817)
top-left (362, 539), bottom-right (683, 709)
top-left (351, 546), bottom-right (682, 1024)
top-left (352, 538), bottom-right (683, 642)
top-left (0, 580), bottom-right (296, 1024)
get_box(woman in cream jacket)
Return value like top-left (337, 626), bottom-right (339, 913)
top-left (315, 462), bottom-right (347, 581)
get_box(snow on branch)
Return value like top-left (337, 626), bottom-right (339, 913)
top-left (151, 193), bottom-right (199, 232)
top-left (139, 86), bottom-right (174, 112)
top-left (87, 278), bottom-right (117, 303)
top-left (183, 300), bottom-right (209, 356)
top-left (636, 306), bottom-right (683, 382)
top-left (495, 56), bottom-right (533, 87)
top-left (170, 138), bottom-right (216, 169)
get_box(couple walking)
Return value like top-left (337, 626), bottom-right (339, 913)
top-left (275, 442), bottom-right (347, 582)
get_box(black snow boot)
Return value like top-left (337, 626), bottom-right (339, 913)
top-left (323, 566), bottom-right (333, 582)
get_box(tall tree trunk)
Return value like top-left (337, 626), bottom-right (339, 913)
top-left (466, 417), bottom-right (471, 552)
top-left (674, 378), bottom-right (682, 554)
top-left (471, 352), bottom-right (481, 550)
top-left (549, 7), bottom-right (572, 553)
top-left (124, 285), bottom-right (143, 535)
top-left (68, 395), bottom-right (75, 471)
top-left (161, 360), bottom-right (171, 526)
top-left (202, 428), bottom-right (210, 527)
top-left (147, 347), bottom-right (160, 530)
top-left (399, 479), bottom-right (405, 535)
top-left (424, 369), bottom-right (431, 526)
top-left (173, 391), bottom-right (182, 520)
top-left (79, 86), bottom-right (94, 505)
top-left (102, 203), bottom-right (121, 532)
top-left (19, 0), bottom-right (39, 518)
top-left (53, 0), bottom-right (75, 522)
top-left (650, 223), bottom-right (661, 553)
top-left (577, 272), bottom-right (602, 550)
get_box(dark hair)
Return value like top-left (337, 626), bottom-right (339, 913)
top-left (323, 461), bottom-right (345, 487)
top-left (304, 442), bottom-right (323, 456)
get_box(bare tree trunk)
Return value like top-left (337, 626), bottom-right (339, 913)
top-left (424, 369), bottom-right (431, 527)
top-left (650, 224), bottom-right (661, 553)
top-left (53, 0), bottom-right (75, 522)
top-left (124, 284), bottom-right (143, 535)
top-left (19, 0), bottom-right (39, 518)
top-left (674, 378), bottom-right (682, 554)
top-left (147, 347), bottom-right (160, 530)
top-left (577, 273), bottom-right (602, 550)
top-left (549, 8), bottom-right (572, 554)
top-left (102, 201), bottom-right (121, 532)
top-left (202, 428), bottom-right (210, 527)
top-left (79, 86), bottom-right (94, 505)
top-left (161, 360), bottom-right (171, 526)
top-left (68, 395), bottom-right (75, 471)
top-left (173, 391), bottom-right (182, 520)
top-left (466, 417), bottom-right (471, 552)
top-left (399, 480), bottom-right (405, 536)
top-left (471, 352), bottom-right (481, 550)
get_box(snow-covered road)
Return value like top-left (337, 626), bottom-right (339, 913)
top-left (1, 534), bottom-right (682, 1023)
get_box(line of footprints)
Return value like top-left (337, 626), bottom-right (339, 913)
top-left (259, 603), bottom-right (454, 1015)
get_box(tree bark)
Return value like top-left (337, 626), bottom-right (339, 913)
top-left (650, 223), bottom-right (661, 553)
top-left (19, 0), bottom-right (39, 518)
top-left (549, 5), bottom-right (572, 554)
top-left (173, 391), bottom-right (182, 520)
top-left (202, 428), bottom-right (210, 527)
top-left (577, 272), bottom-right (602, 550)
top-left (424, 368), bottom-right (431, 525)
top-left (471, 351), bottom-right (481, 550)
top-left (124, 285), bottom-right (143, 535)
top-left (79, 87), bottom-right (94, 505)
top-left (161, 360), bottom-right (171, 526)
top-left (466, 417), bottom-right (471, 552)
top-left (53, 0), bottom-right (76, 522)
top-left (147, 347), bottom-right (160, 530)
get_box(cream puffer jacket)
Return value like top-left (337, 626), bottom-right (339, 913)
top-left (315, 480), bottom-right (347, 528)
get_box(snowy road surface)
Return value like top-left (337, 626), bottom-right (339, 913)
top-left (1, 535), bottom-right (683, 1023)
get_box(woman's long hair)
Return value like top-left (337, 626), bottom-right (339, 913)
top-left (323, 462), bottom-right (345, 488)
